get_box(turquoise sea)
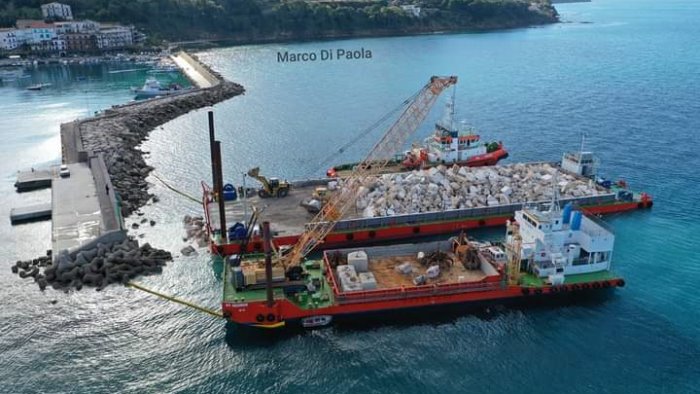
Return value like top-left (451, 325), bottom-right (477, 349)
top-left (1, 0), bottom-right (699, 392)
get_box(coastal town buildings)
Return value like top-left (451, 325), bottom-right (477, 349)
top-left (0, 28), bottom-right (19, 51)
top-left (96, 25), bottom-right (134, 50)
top-left (400, 4), bottom-right (422, 17)
top-left (64, 33), bottom-right (97, 52)
top-left (55, 20), bottom-right (100, 34)
top-left (41, 2), bottom-right (74, 21)
top-left (0, 3), bottom-right (142, 54)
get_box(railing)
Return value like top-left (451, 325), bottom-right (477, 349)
top-left (323, 251), bottom-right (502, 305)
top-left (308, 193), bottom-right (617, 232)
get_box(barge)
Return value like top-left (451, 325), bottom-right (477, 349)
top-left (222, 202), bottom-right (624, 329)
top-left (203, 152), bottom-right (651, 256)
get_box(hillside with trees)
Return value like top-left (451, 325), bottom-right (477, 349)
top-left (1, 0), bottom-right (558, 43)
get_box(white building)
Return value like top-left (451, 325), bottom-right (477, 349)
top-left (16, 20), bottom-right (57, 44)
top-left (400, 5), bottom-right (421, 17)
top-left (41, 2), bottom-right (73, 21)
top-left (0, 28), bottom-right (19, 50)
top-left (96, 25), bottom-right (134, 49)
top-left (55, 20), bottom-right (100, 34)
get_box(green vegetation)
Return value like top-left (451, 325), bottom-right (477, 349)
top-left (1, 0), bottom-right (558, 43)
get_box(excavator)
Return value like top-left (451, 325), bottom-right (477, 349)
top-left (278, 75), bottom-right (458, 269)
top-left (247, 167), bottom-right (290, 198)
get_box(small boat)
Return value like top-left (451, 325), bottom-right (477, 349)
top-left (133, 77), bottom-right (187, 100)
top-left (147, 66), bottom-right (179, 74)
top-left (301, 315), bottom-right (333, 328)
top-left (27, 83), bottom-right (51, 91)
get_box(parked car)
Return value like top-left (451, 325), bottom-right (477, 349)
top-left (59, 164), bottom-right (70, 178)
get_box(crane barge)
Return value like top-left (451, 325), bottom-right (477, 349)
top-left (202, 77), bottom-right (652, 256)
top-left (213, 76), bottom-right (626, 329)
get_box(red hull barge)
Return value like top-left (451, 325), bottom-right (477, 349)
top-left (205, 188), bottom-right (651, 256)
top-left (222, 236), bottom-right (625, 329)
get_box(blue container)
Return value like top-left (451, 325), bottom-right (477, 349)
top-left (571, 211), bottom-right (582, 230)
top-left (562, 203), bottom-right (573, 224)
top-left (228, 222), bottom-right (247, 240)
top-left (227, 254), bottom-right (241, 267)
top-left (223, 183), bottom-right (238, 201)
top-left (232, 267), bottom-right (244, 289)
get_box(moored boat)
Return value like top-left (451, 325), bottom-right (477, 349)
top-left (222, 202), bottom-right (624, 329)
top-left (326, 97), bottom-right (508, 178)
top-left (132, 77), bottom-right (187, 100)
top-left (26, 83), bottom-right (51, 91)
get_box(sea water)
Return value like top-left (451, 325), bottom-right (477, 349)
top-left (1, 0), bottom-right (699, 392)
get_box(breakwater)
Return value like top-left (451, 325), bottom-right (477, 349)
top-left (65, 52), bottom-right (244, 217)
top-left (12, 51), bottom-right (245, 291)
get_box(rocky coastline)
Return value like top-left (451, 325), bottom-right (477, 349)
top-left (80, 79), bottom-right (244, 216)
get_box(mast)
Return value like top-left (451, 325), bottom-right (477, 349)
top-left (549, 170), bottom-right (561, 213)
top-left (449, 85), bottom-right (456, 132)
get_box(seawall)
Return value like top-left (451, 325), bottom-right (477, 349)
top-left (61, 51), bottom-right (244, 217)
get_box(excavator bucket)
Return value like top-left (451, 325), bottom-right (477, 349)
top-left (247, 167), bottom-right (260, 177)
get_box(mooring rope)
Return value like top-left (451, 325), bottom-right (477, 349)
top-left (151, 172), bottom-right (201, 204)
top-left (127, 281), bottom-right (223, 318)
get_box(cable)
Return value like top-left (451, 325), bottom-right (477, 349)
top-left (305, 88), bottom-right (422, 177)
top-left (151, 172), bottom-right (201, 204)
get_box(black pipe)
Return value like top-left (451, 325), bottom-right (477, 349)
top-left (262, 221), bottom-right (274, 308)
top-left (208, 111), bottom-right (217, 192)
top-left (215, 141), bottom-right (227, 242)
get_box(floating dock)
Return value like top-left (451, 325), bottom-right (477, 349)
top-left (15, 169), bottom-right (53, 192)
top-left (10, 203), bottom-right (52, 224)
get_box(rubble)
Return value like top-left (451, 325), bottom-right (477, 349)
top-left (353, 162), bottom-right (603, 217)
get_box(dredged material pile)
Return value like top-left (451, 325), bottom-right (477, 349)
top-left (354, 162), bottom-right (603, 218)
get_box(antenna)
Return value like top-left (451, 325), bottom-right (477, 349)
top-left (449, 85), bottom-right (456, 132)
top-left (580, 132), bottom-right (586, 155)
top-left (549, 170), bottom-right (561, 213)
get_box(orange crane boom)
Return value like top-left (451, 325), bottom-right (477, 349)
top-left (283, 76), bottom-right (458, 267)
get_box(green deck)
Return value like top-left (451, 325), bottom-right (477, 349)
top-left (519, 270), bottom-right (619, 288)
top-left (223, 258), bottom-right (335, 310)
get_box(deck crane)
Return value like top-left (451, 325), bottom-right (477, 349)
top-left (281, 76), bottom-right (458, 268)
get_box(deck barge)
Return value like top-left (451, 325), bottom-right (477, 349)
top-left (204, 162), bottom-right (652, 255)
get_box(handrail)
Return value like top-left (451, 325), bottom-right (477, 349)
top-left (324, 250), bottom-right (502, 304)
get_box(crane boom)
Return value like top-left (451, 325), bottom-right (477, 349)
top-left (283, 76), bottom-right (458, 267)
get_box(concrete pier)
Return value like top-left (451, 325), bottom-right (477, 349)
top-left (51, 161), bottom-right (125, 257)
top-left (15, 169), bottom-right (53, 191)
top-left (171, 51), bottom-right (219, 88)
top-left (49, 50), bottom-right (241, 258)
top-left (10, 204), bottom-right (52, 224)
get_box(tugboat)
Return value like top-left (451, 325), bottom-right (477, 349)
top-left (326, 95), bottom-right (508, 177)
top-left (132, 77), bottom-right (186, 100)
top-left (401, 97), bottom-right (508, 169)
top-left (222, 196), bottom-right (624, 329)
